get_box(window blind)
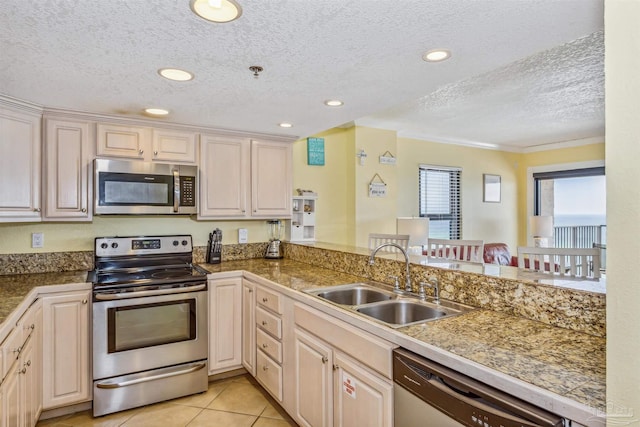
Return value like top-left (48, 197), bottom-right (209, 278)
top-left (419, 165), bottom-right (462, 239)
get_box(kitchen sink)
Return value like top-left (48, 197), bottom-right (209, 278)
top-left (356, 300), bottom-right (453, 327)
top-left (305, 283), bottom-right (474, 328)
top-left (310, 283), bottom-right (395, 305)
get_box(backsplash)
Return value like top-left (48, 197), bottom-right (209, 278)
top-left (285, 243), bottom-right (606, 337)
top-left (0, 243), bottom-right (269, 275)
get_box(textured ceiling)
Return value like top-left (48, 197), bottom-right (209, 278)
top-left (0, 0), bottom-right (604, 151)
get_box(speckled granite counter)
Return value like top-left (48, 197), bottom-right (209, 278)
top-left (0, 258), bottom-right (604, 425)
top-left (0, 270), bottom-right (89, 324)
top-left (202, 258), bottom-right (605, 418)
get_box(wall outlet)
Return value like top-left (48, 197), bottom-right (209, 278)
top-left (238, 228), bottom-right (248, 244)
top-left (32, 232), bottom-right (44, 248)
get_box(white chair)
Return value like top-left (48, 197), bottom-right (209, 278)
top-left (426, 239), bottom-right (485, 263)
top-left (368, 233), bottom-right (410, 253)
top-left (517, 246), bottom-right (601, 279)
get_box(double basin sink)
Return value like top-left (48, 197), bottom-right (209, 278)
top-left (305, 282), bottom-right (474, 328)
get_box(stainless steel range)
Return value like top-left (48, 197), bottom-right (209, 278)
top-left (89, 235), bottom-right (209, 417)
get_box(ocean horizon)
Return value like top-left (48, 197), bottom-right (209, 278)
top-left (554, 214), bottom-right (606, 227)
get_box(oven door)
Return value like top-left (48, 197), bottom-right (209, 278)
top-left (93, 286), bottom-right (207, 380)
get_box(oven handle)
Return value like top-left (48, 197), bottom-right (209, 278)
top-left (94, 283), bottom-right (206, 300)
top-left (95, 362), bottom-right (206, 389)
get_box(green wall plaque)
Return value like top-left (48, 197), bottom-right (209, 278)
top-left (307, 137), bottom-right (325, 166)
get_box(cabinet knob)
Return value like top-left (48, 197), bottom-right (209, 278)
top-left (25, 360), bottom-right (31, 367)
top-left (18, 367), bottom-right (27, 375)
top-left (33, 208), bottom-right (41, 212)
top-left (82, 299), bottom-right (88, 304)
top-left (333, 364), bottom-right (339, 371)
top-left (262, 297), bottom-right (268, 303)
top-left (262, 343), bottom-right (268, 349)
top-left (262, 365), bottom-right (268, 371)
top-left (262, 320), bottom-right (267, 326)
top-left (154, 151), bottom-right (158, 156)
top-left (13, 346), bottom-right (22, 355)
top-left (248, 289), bottom-right (253, 293)
top-left (139, 149), bottom-right (144, 155)
top-left (321, 356), bottom-right (328, 364)
top-left (81, 208), bottom-right (87, 213)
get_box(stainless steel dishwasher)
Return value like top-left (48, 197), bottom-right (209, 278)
top-left (393, 348), bottom-right (566, 427)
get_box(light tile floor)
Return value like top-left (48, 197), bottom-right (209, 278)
top-left (37, 375), bottom-right (298, 427)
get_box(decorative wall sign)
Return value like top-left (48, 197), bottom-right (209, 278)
top-left (483, 174), bottom-right (501, 203)
top-left (368, 173), bottom-right (387, 197)
top-left (307, 137), bottom-right (325, 165)
top-left (379, 150), bottom-right (396, 165)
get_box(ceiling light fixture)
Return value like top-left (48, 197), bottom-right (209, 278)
top-left (279, 123), bottom-right (293, 128)
top-left (422, 49), bottom-right (451, 62)
top-left (249, 65), bottom-right (263, 78)
top-left (158, 68), bottom-right (194, 81)
top-left (144, 108), bottom-right (170, 116)
top-left (324, 99), bottom-right (344, 107)
top-left (190, 0), bottom-right (242, 23)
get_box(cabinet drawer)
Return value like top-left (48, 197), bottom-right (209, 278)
top-left (256, 306), bottom-right (282, 339)
top-left (256, 287), bottom-right (282, 314)
top-left (301, 212), bottom-right (315, 225)
top-left (256, 328), bottom-right (282, 363)
top-left (1, 326), bottom-right (23, 378)
top-left (294, 303), bottom-right (395, 379)
top-left (21, 304), bottom-right (37, 341)
top-left (256, 349), bottom-right (283, 401)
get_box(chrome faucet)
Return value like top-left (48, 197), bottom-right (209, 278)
top-left (423, 277), bottom-right (440, 303)
top-left (369, 243), bottom-right (412, 293)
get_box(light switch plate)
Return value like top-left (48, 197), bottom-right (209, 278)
top-left (32, 232), bottom-right (44, 248)
top-left (238, 228), bottom-right (248, 244)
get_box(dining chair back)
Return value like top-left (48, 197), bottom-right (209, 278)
top-left (368, 233), bottom-right (410, 253)
top-left (517, 246), bottom-right (602, 279)
top-left (426, 239), bottom-right (485, 263)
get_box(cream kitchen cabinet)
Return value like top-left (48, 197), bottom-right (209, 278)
top-left (0, 105), bottom-right (41, 223)
top-left (208, 277), bottom-right (243, 374)
top-left (43, 118), bottom-right (93, 221)
top-left (97, 123), bottom-right (197, 164)
top-left (199, 136), bottom-right (292, 219)
top-left (293, 303), bottom-right (394, 427)
top-left (241, 279), bottom-right (256, 376)
top-left (0, 299), bottom-right (42, 427)
top-left (41, 290), bottom-right (91, 410)
top-left (254, 285), bottom-right (286, 402)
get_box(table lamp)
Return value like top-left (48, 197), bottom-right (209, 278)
top-left (397, 217), bottom-right (430, 255)
top-left (529, 215), bottom-right (554, 247)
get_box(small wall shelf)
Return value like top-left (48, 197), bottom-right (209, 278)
top-left (286, 196), bottom-right (317, 242)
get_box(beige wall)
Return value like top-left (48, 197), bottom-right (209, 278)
top-left (605, 0), bottom-right (640, 424)
top-left (398, 136), bottom-right (520, 250)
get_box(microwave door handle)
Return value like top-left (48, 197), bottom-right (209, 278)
top-left (173, 169), bottom-right (180, 213)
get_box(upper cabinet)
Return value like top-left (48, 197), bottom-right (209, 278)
top-left (97, 123), bottom-right (197, 164)
top-left (199, 136), bottom-right (292, 219)
top-left (43, 118), bottom-right (93, 221)
top-left (0, 105), bottom-right (41, 222)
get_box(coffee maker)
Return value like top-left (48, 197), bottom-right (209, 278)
top-left (265, 219), bottom-right (284, 259)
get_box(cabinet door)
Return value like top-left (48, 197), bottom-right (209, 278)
top-left (1, 363), bottom-right (19, 427)
top-left (241, 280), bottom-right (256, 376)
top-left (0, 107), bottom-right (41, 222)
top-left (151, 129), bottom-right (197, 163)
top-left (43, 119), bottom-right (92, 220)
top-left (96, 123), bottom-right (150, 160)
top-left (333, 351), bottom-right (393, 427)
top-left (294, 328), bottom-right (333, 427)
top-left (250, 140), bottom-right (292, 218)
top-left (20, 335), bottom-right (36, 427)
top-left (42, 291), bottom-right (91, 409)
top-left (208, 278), bottom-right (242, 374)
top-left (199, 134), bottom-right (250, 218)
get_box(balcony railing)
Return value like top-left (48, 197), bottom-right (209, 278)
top-left (554, 224), bottom-right (607, 269)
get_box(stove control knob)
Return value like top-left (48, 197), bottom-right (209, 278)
top-left (100, 243), bottom-right (108, 249)
top-left (182, 240), bottom-right (188, 246)
top-left (111, 242), bottom-right (118, 249)
top-left (173, 240), bottom-right (179, 246)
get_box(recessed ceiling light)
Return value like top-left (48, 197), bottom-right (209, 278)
top-left (158, 68), bottom-right (194, 81)
top-left (190, 0), bottom-right (242, 23)
top-left (279, 123), bottom-right (293, 128)
top-left (144, 108), bottom-right (170, 116)
top-left (324, 100), bottom-right (344, 107)
top-left (422, 49), bottom-right (451, 62)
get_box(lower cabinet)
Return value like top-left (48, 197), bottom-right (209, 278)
top-left (292, 303), bottom-right (394, 427)
top-left (254, 285), bottom-right (286, 402)
top-left (0, 299), bottom-right (42, 427)
top-left (208, 277), bottom-right (243, 374)
top-left (41, 290), bottom-right (91, 410)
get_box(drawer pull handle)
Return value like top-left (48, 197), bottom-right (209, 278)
top-left (82, 299), bottom-right (88, 304)
top-left (139, 149), bottom-right (144, 155)
top-left (262, 365), bottom-right (268, 371)
top-left (322, 356), bottom-right (328, 364)
top-left (13, 346), bottom-right (22, 355)
top-left (262, 321), bottom-right (268, 326)
top-left (262, 343), bottom-right (268, 348)
top-left (25, 360), bottom-right (31, 367)
top-left (262, 297), bottom-right (268, 303)
top-left (18, 367), bottom-right (26, 375)
top-left (333, 364), bottom-right (339, 371)
top-left (248, 289), bottom-right (253, 293)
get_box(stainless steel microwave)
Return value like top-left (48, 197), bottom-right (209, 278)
top-left (94, 159), bottom-right (197, 215)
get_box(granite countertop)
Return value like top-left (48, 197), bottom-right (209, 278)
top-left (0, 259), bottom-right (604, 418)
top-left (203, 258), bottom-right (605, 413)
